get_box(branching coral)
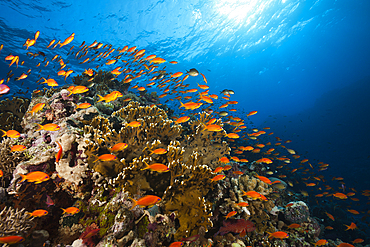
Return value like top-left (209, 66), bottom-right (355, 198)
top-left (0, 206), bottom-right (35, 236)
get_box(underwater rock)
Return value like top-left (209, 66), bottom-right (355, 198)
top-left (284, 201), bottom-right (310, 224)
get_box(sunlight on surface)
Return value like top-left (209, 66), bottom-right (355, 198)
top-left (214, 0), bottom-right (260, 23)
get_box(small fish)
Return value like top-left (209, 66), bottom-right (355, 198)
top-left (225, 211), bottom-right (237, 219)
top-left (0, 129), bottom-right (20, 138)
top-left (76, 102), bottom-right (92, 109)
top-left (19, 171), bottom-right (50, 184)
top-left (315, 239), bottom-right (328, 246)
top-left (110, 143), bottom-right (128, 152)
top-left (27, 209), bottom-right (48, 217)
top-left (11, 145), bottom-right (27, 152)
top-left (59, 33), bottom-right (75, 48)
top-left (142, 162), bottom-right (169, 173)
top-left (333, 192), bottom-right (347, 199)
top-left (337, 243), bottom-right (355, 247)
top-left (55, 141), bottom-right (63, 163)
top-left (93, 154), bottom-right (117, 162)
top-left (46, 194), bottom-right (54, 207)
top-left (67, 85), bottom-right (89, 96)
top-left (62, 206), bottom-right (80, 215)
top-left (267, 231), bottom-right (289, 239)
top-left (247, 111), bottom-right (258, 117)
top-left (0, 236), bottom-right (25, 244)
top-left (169, 242), bottom-right (183, 247)
top-left (28, 103), bottom-right (46, 115)
top-left (186, 68), bottom-right (199, 76)
top-left (0, 169), bottom-right (3, 178)
top-left (151, 148), bottom-right (167, 154)
top-left (175, 116), bottom-right (190, 124)
top-left (237, 202), bottom-right (249, 207)
top-left (130, 195), bottom-right (161, 210)
top-left (325, 212), bottom-right (335, 221)
top-left (219, 157), bottom-right (229, 163)
top-left (36, 123), bottom-right (60, 131)
top-left (179, 101), bottom-right (203, 110)
top-left (344, 222), bottom-right (357, 230)
top-left (171, 72), bottom-right (183, 78)
top-left (211, 174), bottom-right (225, 182)
top-left (97, 91), bottom-right (123, 103)
top-left (127, 121), bottom-right (141, 127)
top-left (287, 223), bottom-right (301, 229)
top-left (203, 124), bottom-right (223, 132)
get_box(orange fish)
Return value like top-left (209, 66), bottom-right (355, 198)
top-left (55, 141), bottom-right (63, 163)
top-left (67, 85), bottom-right (89, 96)
top-left (213, 167), bottom-right (224, 174)
top-left (225, 211), bottom-right (237, 219)
top-left (267, 231), bottom-right (289, 239)
top-left (0, 169), bottom-right (3, 178)
top-left (287, 224), bottom-right (301, 229)
top-left (233, 171), bottom-right (243, 175)
top-left (223, 165), bottom-right (232, 171)
top-left (225, 133), bottom-right (239, 139)
top-left (325, 212), bottom-right (335, 221)
top-left (36, 123), bottom-right (60, 131)
top-left (142, 163), bottom-right (169, 173)
top-left (0, 84), bottom-right (10, 95)
top-left (97, 91), bottom-right (123, 103)
top-left (11, 145), bottom-right (27, 152)
top-left (347, 209), bottom-right (359, 214)
top-left (333, 192), bottom-right (348, 199)
top-left (255, 175), bottom-right (272, 184)
top-left (247, 111), bottom-right (258, 117)
top-left (59, 33), bottom-right (75, 48)
top-left (211, 174), bottom-right (225, 181)
top-left (344, 222), bottom-right (357, 230)
top-left (62, 206), bottom-right (80, 215)
top-left (171, 72), bottom-right (183, 78)
top-left (203, 124), bottom-right (223, 132)
top-left (151, 148), bottom-right (167, 154)
top-left (337, 243), bottom-right (354, 247)
top-left (110, 143), bottom-right (128, 152)
top-left (28, 103), bottom-right (45, 115)
top-left (237, 202), bottom-right (249, 207)
top-left (94, 154), bottom-right (117, 162)
top-left (19, 171), bottom-right (50, 184)
top-left (219, 157), bottom-right (230, 163)
top-left (243, 191), bottom-right (263, 200)
top-left (130, 195), bottom-right (161, 210)
top-left (28, 209), bottom-right (48, 217)
top-left (128, 121), bottom-right (142, 127)
top-left (352, 239), bottom-right (364, 244)
top-left (315, 239), bottom-right (328, 246)
top-left (169, 242), bottom-right (183, 247)
top-left (151, 57), bottom-right (166, 64)
top-left (76, 103), bottom-right (92, 109)
top-left (1, 129), bottom-right (20, 138)
top-left (175, 116), bottom-right (190, 124)
top-left (179, 101), bottom-right (202, 110)
top-left (41, 78), bottom-right (58, 87)
top-left (0, 236), bottom-right (25, 244)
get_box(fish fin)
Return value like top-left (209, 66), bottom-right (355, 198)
top-left (19, 174), bottom-right (27, 183)
top-left (141, 161), bottom-right (149, 171)
top-left (97, 94), bottom-right (104, 102)
top-left (240, 229), bottom-right (246, 237)
top-left (36, 124), bottom-right (43, 131)
top-left (129, 197), bottom-right (137, 210)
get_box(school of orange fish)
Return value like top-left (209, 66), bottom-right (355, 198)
top-left (0, 30), bottom-right (368, 246)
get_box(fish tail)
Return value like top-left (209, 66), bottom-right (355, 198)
top-left (19, 174), bottom-right (27, 183)
top-left (36, 124), bottom-right (43, 131)
top-left (97, 94), bottom-right (105, 102)
top-left (0, 129), bottom-right (6, 137)
top-left (61, 208), bottom-right (66, 214)
top-left (179, 101), bottom-right (184, 109)
top-left (141, 161), bottom-right (149, 171)
top-left (129, 197), bottom-right (137, 210)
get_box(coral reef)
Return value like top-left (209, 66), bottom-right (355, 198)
top-left (0, 206), bottom-right (35, 236)
top-left (0, 96), bottom-right (30, 134)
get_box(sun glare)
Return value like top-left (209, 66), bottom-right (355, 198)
top-left (214, 0), bottom-right (260, 23)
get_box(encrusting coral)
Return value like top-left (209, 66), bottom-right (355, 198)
top-left (0, 96), bottom-right (30, 134)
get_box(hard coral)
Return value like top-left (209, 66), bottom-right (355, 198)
top-left (0, 96), bottom-right (30, 134)
top-left (0, 206), bottom-right (35, 236)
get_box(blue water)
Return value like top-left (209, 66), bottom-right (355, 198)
top-left (1, 0), bottom-right (370, 243)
